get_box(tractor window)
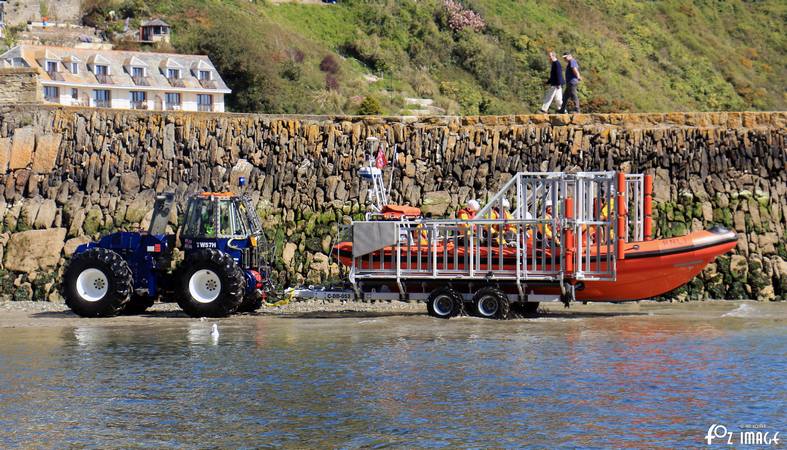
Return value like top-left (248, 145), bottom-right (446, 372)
top-left (218, 200), bottom-right (233, 236)
top-left (183, 199), bottom-right (217, 237)
top-left (236, 202), bottom-right (252, 235)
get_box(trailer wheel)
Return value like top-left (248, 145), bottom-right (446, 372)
top-left (177, 249), bottom-right (245, 317)
top-left (62, 248), bottom-right (132, 317)
top-left (473, 287), bottom-right (510, 320)
top-left (427, 287), bottom-right (463, 319)
top-left (122, 293), bottom-right (156, 315)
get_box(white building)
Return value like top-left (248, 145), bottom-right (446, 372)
top-left (0, 44), bottom-right (231, 112)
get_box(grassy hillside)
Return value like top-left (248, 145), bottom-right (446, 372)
top-left (79, 0), bottom-right (787, 114)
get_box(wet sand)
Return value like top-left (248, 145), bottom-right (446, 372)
top-left (0, 299), bottom-right (783, 328)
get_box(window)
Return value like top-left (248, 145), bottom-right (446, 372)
top-left (70, 62), bottom-right (79, 74)
top-left (71, 88), bottom-right (78, 100)
top-left (94, 64), bottom-right (108, 75)
top-left (197, 94), bottom-right (213, 111)
top-left (43, 86), bottom-right (59, 101)
top-left (198, 70), bottom-right (211, 80)
top-left (131, 66), bottom-right (145, 78)
top-left (166, 68), bottom-right (180, 79)
top-left (165, 92), bottom-right (181, 110)
top-left (94, 89), bottom-right (111, 107)
top-left (130, 91), bottom-right (146, 109)
top-left (45, 61), bottom-right (58, 73)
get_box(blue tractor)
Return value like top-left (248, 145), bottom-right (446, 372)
top-left (60, 191), bottom-right (275, 318)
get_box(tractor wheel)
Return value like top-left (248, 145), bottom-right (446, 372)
top-left (472, 287), bottom-right (510, 320)
top-left (62, 248), bottom-right (132, 317)
top-left (122, 293), bottom-right (156, 315)
top-left (237, 294), bottom-right (263, 313)
top-left (426, 287), bottom-right (463, 319)
top-left (177, 249), bottom-right (245, 318)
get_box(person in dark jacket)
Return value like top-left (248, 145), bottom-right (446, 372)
top-left (558, 52), bottom-right (582, 114)
top-left (539, 51), bottom-right (564, 113)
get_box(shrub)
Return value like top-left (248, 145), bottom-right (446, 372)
top-left (357, 95), bottom-right (383, 115)
top-left (280, 60), bottom-right (301, 81)
top-left (289, 48), bottom-right (305, 63)
top-left (319, 55), bottom-right (340, 74)
top-left (439, 81), bottom-right (482, 114)
top-left (443, 0), bottom-right (485, 33)
top-left (325, 74), bottom-right (339, 90)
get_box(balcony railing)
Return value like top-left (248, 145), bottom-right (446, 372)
top-left (165, 103), bottom-right (181, 111)
top-left (167, 77), bottom-right (185, 88)
top-left (131, 101), bottom-right (147, 110)
top-left (95, 74), bottom-right (113, 84)
top-left (95, 99), bottom-right (111, 108)
top-left (44, 95), bottom-right (59, 103)
top-left (198, 104), bottom-right (213, 112)
top-left (132, 76), bottom-right (150, 86)
top-left (198, 79), bottom-right (217, 89)
top-left (47, 70), bottom-right (64, 81)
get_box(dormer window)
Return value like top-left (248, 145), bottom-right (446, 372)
top-left (167, 68), bottom-right (180, 79)
top-left (70, 62), bottom-right (79, 74)
top-left (198, 70), bottom-right (211, 81)
top-left (94, 64), bottom-right (109, 75)
top-left (132, 66), bottom-right (145, 78)
top-left (46, 60), bottom-right (58, 73)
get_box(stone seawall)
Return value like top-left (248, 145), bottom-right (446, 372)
top-left (0, 106), bottom-right (785, 302)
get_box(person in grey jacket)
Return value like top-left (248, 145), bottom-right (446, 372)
top-left (558, 52), bottom-right (582, 114)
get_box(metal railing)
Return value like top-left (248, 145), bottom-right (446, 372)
top-left (132, 76), bottom-right (150, 86)
top-left (345, 171), bottom-right (653, 289)
top-left (198, 104), bottom-right (213, 112)
top-left (95, 74), bottom-right (112, 84)
top-left (346, 218), bottom-right (565, 283)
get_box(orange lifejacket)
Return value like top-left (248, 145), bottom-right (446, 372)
top-left (412, 224), bottom-right (429, 245)
top-left (456, 208), bottom-right (476, 236)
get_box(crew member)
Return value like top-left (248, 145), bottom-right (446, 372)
top-left (456, 199), bottom-right (480, 237)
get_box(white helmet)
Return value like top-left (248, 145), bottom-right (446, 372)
top-left (545, 199), bottom-right (553, 207)
top-left (467, 199), bottom-right (481, 212)
top-left (501, 198), bottom-right (510, 209)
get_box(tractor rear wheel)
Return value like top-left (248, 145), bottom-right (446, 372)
top-left (62, 248), bottom-right (133, 317)
top-left (472, 287), bottom-right (510, 320)
top-left (426, 287), bottom-right (463, 319)
top-left (122, 293), bottom-right (156, 315)
top-left (177, 249), bottom-right (245, 317)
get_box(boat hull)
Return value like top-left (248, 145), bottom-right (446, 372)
top-left (333, 227), bottom-right (737, 302)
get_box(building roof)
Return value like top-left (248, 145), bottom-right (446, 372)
top-left (141, 18), bottom-right (170, 28)
top-left (0, 44), bottom-right (230, 93)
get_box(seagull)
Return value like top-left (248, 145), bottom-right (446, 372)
top-left (211, 323), bottom-right (219, 340)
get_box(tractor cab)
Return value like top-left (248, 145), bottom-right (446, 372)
top-left (181, 192), bottom-right (272, 295)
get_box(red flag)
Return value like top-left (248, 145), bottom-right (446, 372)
top-left (375, 147), bottom-right (388, 169)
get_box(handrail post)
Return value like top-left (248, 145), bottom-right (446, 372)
top-left (564, 197), bottom-right (575, 275)
top-left (616, 172), bottom-right (627, 260)
top-left (643, 174), bottom-right (653, 241)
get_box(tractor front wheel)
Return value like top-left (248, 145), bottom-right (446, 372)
top-left (177, 249), bottom-right (245, 317)
top-left (62, 248), bottom-right (133, 317)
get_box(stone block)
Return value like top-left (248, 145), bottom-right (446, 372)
top-left (31, 133), bottom-right (62, 173)
top-left (9, 127), bottom-right (35, 170)
top-left (3, 228), bottom-right (67, 273)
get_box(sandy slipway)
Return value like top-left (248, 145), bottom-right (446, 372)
top-left (0, 300), bottom-right (784, 329)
